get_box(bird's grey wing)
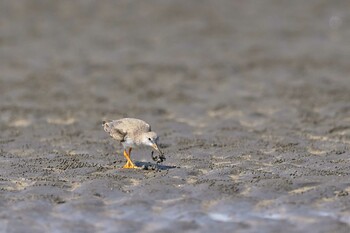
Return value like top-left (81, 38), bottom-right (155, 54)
top-left (103, 121), bottom-right (127, 141)
top-left (125, 118), bottom-right (151, 132)
top-left (112, 127), bottom-right (128, 141)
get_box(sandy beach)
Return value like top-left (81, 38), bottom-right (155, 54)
top-left (1, 1), bottom-right (350, 232)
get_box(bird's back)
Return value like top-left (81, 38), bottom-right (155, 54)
top-left (103, 118), bottom-right (151, 142)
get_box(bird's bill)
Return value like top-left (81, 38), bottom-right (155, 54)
top-left (152, 143), bottom-right (163, 155)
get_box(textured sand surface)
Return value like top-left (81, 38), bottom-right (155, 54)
top-left (1, 1), bottom-right (350, 232)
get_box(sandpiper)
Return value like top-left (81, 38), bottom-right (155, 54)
top-left (102, 118), bottom-right (165, 169)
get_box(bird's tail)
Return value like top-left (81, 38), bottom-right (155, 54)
top-left (102, 120), bottom-right (112, 134)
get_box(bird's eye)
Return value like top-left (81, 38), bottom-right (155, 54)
top-left (148, 138), bottom-right (151, 141)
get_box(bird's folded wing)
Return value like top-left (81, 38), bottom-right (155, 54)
top-left (111, 127), bottom-right (127, 141)
top-left (104, 121), bottom-right (127, 141)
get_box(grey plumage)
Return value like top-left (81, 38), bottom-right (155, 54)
top-left (103, 118), bottom-right (151, 144)
top-left (102, 118), bottom-right (164, 169)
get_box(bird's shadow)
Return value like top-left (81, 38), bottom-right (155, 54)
top-left (135, 161), bottom-right (178, 171)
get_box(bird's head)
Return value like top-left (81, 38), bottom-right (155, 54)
top-left (141, 132), bottom-right (163, 156)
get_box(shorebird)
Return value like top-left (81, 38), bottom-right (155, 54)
top-left (102, 118), bottom-right (165, 169)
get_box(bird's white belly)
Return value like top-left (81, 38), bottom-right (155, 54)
top-left (122, 137), bottom-right (137, 149)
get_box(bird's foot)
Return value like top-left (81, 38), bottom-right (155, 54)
top-left (122, 161), bottom-right (139, 169)
top-left (122, 149), bottom-right (140, 169)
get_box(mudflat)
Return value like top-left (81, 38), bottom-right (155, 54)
top-left (1, 1), bottom-right (350, 232)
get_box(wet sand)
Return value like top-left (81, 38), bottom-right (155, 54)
top-left (1, 0), bottom-right (350, 232)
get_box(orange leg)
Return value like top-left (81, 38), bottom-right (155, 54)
top-left (122, 148), bottom-right (138, 169)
